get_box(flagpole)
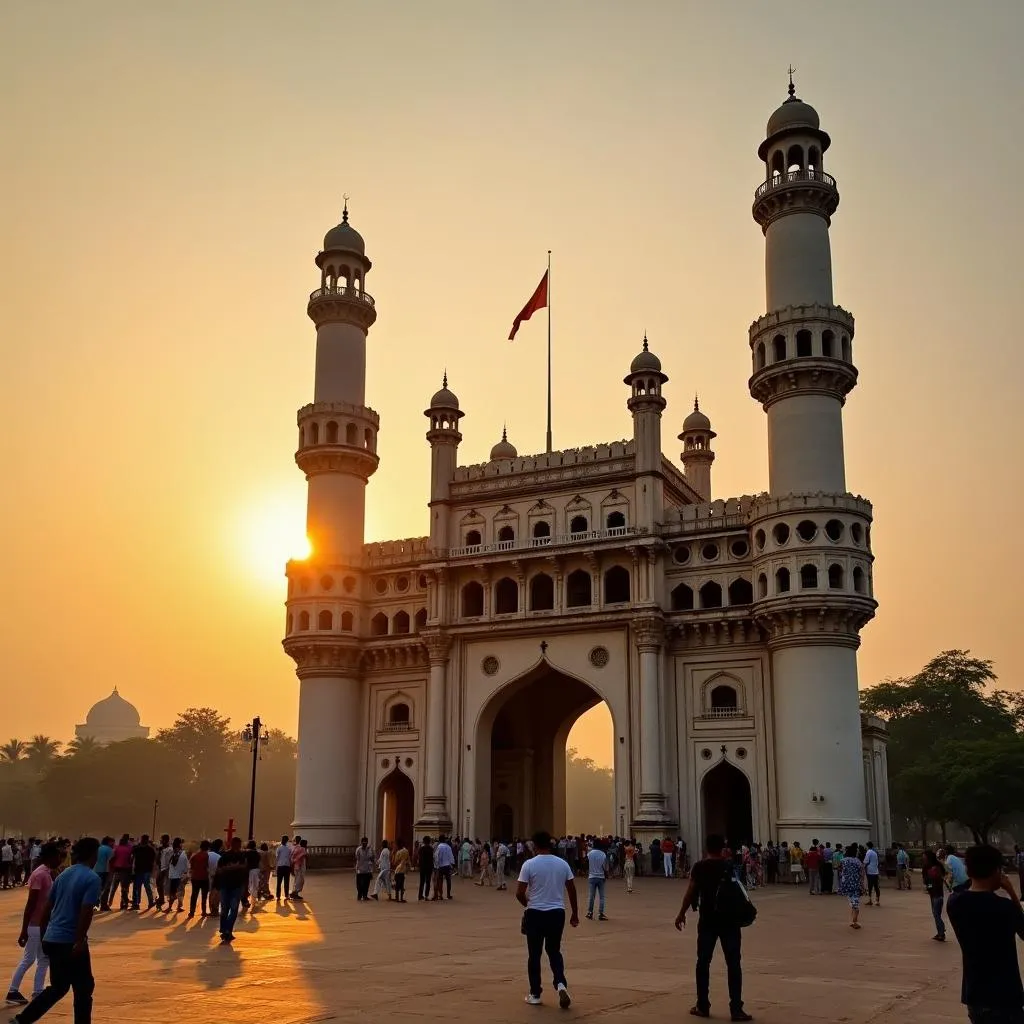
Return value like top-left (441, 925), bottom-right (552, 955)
top-left (546, 250), bottom-right (552, 454)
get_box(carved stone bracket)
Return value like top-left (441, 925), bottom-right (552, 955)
top-left (632, 614), bottom-right (665, 652)
top-left (420, 630), bottom-right (452, 666)
top-left (284, 639), bottom-right (363, 677)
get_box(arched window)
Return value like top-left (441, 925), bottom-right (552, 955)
top-left (773, 335), bottom-right (786, 362)
top-left (566, 569), bottom-right (591, 607)
top-left (853, 566), bottom-right (865, 593)
top-left (800, 564), bottom-right (819, 589)
top-left (710, 685), bottom-right (738, 710)
top-left (828, 564), bottom-right (844, 589)
top-left (465, 529), bottom-right (482, 548)
top-left (699, 581), bottom-right (723, 608)
top-left (393, 610), bottom-right (410, 634)
top-left (808, 145), bottom-right (821, 172)
top-left (364, 428), bottom-right (373, 450)
top-left (326, 421), bottom-right (339, 444)
top-left (345, 422), bottom-right (357, 445)
top-left (756, 342), bottom-right (766, 371)
top-left (309, 422), bottom-right (319, 444)
top-left (606, 510), bottom-right (626, 530)
top-left (728, 578), bottom-right (753, 606)
top-left (796, 329), bottom-right (812, 357)
top-left (841, 335), bottom-right (851, 362)
top-left (532, 520), bottom-right (551, 544)
top-left (497, 525), bottom-right (515, 544)
top-left (318, 609), bottom-right (333, 630)
top-left (298, 610), bottom-right (310, 630)
top-left (570, 515), bottom-right (588, 535)
top-left (787, 144), bottom-right (804, 172)
top-left (286, 613), bottom-right (293, 634)
top-left (414, 608), bottom-right (427, 631)
top-left (757, 573), bottom-right (768, 599)
top-left (822, 330), bottom-right (835, 358)
top-left (771, 150), bottom-right (785, 179)
top-left (341, 610), bottom-right (354, 631)
top-left (529, 573), bottom-right (554, 611)
top-left (776, 567), bottom-right (791, 594)
top-left (388, 702), bottom-right (410, 725)
top-left (461, 581), bottom-right (484, 617)
top-left (671, 583), bottom-right (694, 610)
top-left (371, 612), bottom-right (388, 636)
top-left (495, 577), bottom-right (518, 614)
top-left (604, 565), bottom-right (630, 604)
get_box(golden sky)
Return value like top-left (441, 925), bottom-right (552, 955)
top-left (3, 2), bottom-right (1022, 767)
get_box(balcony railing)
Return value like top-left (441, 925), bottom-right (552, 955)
top-left (381, 721), bottom-right (414, 733)
top-left (755, 168), bottom-right (836, 199)
top-left (449, 524), bottom-right (637, 558)
top-left (700, 707), bottom-right (744, 720)
top-left (308, 285), bottom-right (376, 307)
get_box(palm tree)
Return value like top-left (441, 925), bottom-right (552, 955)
top-left (24, 735), bottom-right (61, 771)
top-left (65, 736), bottom-right (100, 757)
top-left (0, 739), bottom-right (26, 764)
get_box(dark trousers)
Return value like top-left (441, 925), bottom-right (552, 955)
top-left (418, 870), bottom-right (432, 900)
top-left (356, 872), bottom-right (372, 900)
top-left (968, 1009), bottom-right (1024, 1024)
top-left (18, 941), bottom-right (94, 1024)
top-left (394, 872), bottom-right (405, 899)
top-left (96, 873), bottom-right (110, 910)
top-left (867, 874), bottom-right (881, 899)
top-left (524, 908), bottom-right (567, 998)
top-left (219, 886), bottom-right (242, 938)
top-left (276, 866), bottom-right (291, 899)
top-left (930, 895), bottom-right (947, 938)
top-left (820, 862), bottom-right (833, 892)
top-left (439, 865), bottom-right (453, 897)
top-left (695, 924), bottom-right (743, 1014)
top-left (189, 878), bottom-right (209, 916)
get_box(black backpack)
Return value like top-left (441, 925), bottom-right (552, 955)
top-left (712, 863), bottom-right (758, 928)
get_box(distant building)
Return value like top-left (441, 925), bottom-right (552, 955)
top-left (75, 688), bottom-right (150, 745)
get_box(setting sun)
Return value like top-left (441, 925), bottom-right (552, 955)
top-left (238, 494), bottom-right (310, 585)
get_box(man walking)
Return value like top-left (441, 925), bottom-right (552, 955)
top-left (516, 831), bottom-right (578, 1008)
top-left (93, 838), bottom-right (114, 913)
top-left (416, 837), bottom-right (434, 902)
top-left (154, 835), bottom-right (172, 908)
top-left (674, 834), bottom-right (752, 1022)
top-left (9, 837), bottom-right (101, 1024)
top-left (354, 838), bottom-right (374, 901)
top-left (585, 839), bottom-right (608, 921)
top-left (820, 842), bottom-right (834, 895)
top-left (948, 844), bottom-right (1024, 1024)
top-left (275, 836), bottom-right (292, 901)
top-left (5, 842), bottom-right (59, 1006)
top-left (130, 835), bottom-right (156, 911)
top-left (864, 842), bottom-right (881, 906)
top-left (435, 836), bottom-right (455, 899)
top-left (214, 837), bottom-right (248, 944)
top-left (806, 843), bottom-right (822, 895)
top-left (187, 840), bottom-right (211, 918)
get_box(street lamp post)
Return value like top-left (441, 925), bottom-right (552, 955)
top-left (241, 717), bottom-right (270, 842)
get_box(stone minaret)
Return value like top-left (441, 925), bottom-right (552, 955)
top-left (748, 81), bottom-right (877, 845)
top-left (679, 397), bottom-right (716, 500)
top-left (624, 335), bottom-right (667, 535)
top-left (424, 376), bottom-right (463, 553)
top-left (284, 205), bottom-right (379, 847)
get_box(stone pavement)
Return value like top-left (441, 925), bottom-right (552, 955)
top-left (0, 873), bottom-right (987, 1023)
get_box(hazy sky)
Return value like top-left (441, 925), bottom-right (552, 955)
top-left (3, 2), bottom-right (1022, 765)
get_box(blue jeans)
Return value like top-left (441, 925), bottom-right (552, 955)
top-left (132, 872), bottom-right (153, 908)
top-left (587, 877), bottom-right (606, 915)
top-left (930, 895), bottom-right (946, 938)
top-left (219, 886), bottom-right (243, 938)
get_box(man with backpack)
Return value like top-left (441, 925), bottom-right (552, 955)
top-left (674, 834), bottom-right (753, 1022)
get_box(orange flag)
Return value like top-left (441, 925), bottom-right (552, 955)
top-left (508, 270), bottom-right (549, 341)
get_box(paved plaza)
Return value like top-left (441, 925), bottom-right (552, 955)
top-left (0, 873), bottom-right (990, 1023)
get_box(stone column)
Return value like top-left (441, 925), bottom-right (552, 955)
top-left (417, 631), bottom-right (452, 830)
top-left (633, 616), bottom-right (671, 826)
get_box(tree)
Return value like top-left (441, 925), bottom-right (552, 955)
top-left (157, 707), bottom-right (233, 783)
top-left (0, 739), bottom-right (26, 764)
top-left (24, 735), bottom-right (61, 772)
top-left (64, 736), bottom-right (101, 758)
top-left (565, 747), bottom-right (614, 834)
top-left (861, 650), bottom-right (1021, 841)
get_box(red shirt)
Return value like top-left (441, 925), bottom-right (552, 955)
top-left (806, 849), bottom-right (822, 870)
top-left (189, 850), bottom-right (209, 881)
top-left (661, 839), bottom-right (674, 853)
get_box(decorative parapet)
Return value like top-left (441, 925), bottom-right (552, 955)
top-left (666, 495), bottom-right (760, 535)
top-left (453, 440), bottom-right (634, 482)
top-left (297, 401), bottom-right (380, 427)
top-left (749, 491), bottom-right (872, 521)
top-left (748, 303), bottom-right (855, 344)
top-left (362, 537), bottom-right (432, 567)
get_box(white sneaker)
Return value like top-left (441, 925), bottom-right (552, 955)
top-left (525, 994), bottom-right (542, 1005)
top-left (557, 983), bottom-right (572, 1009)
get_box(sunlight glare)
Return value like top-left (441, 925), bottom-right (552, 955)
top-left (238, 493), bottom-right (310, 584)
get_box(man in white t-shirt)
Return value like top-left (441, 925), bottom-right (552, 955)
top-left (585, 841), bottom-right (609, 921)
top-left (516, 831), bottom-right (579, 1008)
top-left (275, 835), bottom-right (292, 900)
top-left (864, 841), bottom-right (881, 906)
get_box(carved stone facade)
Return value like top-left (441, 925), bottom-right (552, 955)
top-left (283, 86), bottom-right (890, 852)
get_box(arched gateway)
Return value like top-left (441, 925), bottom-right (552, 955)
top-left (474, 663), bottom-right (614, 839)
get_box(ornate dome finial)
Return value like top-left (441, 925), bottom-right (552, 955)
top-left (342, 193), bottom-right (350, 224)
top-left (442, 369), bottom-right (448, 389)
top-left (642, 332), bottom-right (649, 352)
top-left (694, 394), bottom-right (700, 412)
top-left (787, 63), bottom-right (797, 100)
top-left (502, 424), bottom-right (508, 441)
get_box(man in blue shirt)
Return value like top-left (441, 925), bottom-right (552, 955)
top-left (12, 836), bottom-right (101, 1024)
top-left (94, 837), bottom-right (114, 912)
top-left (434, 837), bottom-right (455, 900)
top-left (947, 847), bottom-right (971, 894)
